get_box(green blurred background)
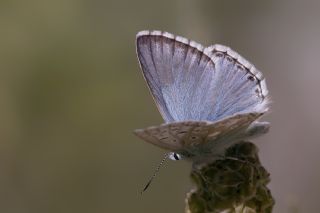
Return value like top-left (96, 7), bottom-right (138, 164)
top-left (1, 0), bottom-right (320, 212)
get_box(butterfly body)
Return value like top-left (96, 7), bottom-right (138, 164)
top-left (134, 30), bottom-right (270, 164)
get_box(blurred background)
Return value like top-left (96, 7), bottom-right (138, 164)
top-left (0, 0), bottom-right (319, 212)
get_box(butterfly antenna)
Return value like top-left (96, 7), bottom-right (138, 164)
top-left (141, 153), bottom-right (169, 194)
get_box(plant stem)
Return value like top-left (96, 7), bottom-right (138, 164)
top-left (186, 141), bottom-right (274, 213)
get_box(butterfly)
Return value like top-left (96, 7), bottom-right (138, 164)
top-left (134, 30), bottom-right (270, 165)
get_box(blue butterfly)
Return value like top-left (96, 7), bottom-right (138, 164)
top-left (134, 30), bottom-right (270, 165)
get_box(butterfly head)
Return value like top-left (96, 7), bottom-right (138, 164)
top-left (168, 152), bottom-right (183, 161)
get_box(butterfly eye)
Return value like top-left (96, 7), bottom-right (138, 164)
top-left (169, 152), bottom-right (182, 161)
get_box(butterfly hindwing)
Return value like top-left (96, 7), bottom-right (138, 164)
top-left (204, 44), bottom-right (269, 120)
top-left (200, 113), bottom-right (265, 157)
top-left (134, 113), bottom-right (265, 156)
top-left (134, 121), bottom-right (212, 152)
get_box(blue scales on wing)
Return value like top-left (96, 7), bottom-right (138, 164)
top-left (135, 30), bottom-right (270, 160)
top-left (136, 31), bottom-right (269, 123)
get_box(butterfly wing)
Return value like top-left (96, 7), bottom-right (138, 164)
top-left (134, 112), bottom-right (265, 157)
top-left (204, 44), bottom-right (269, 121)
top-left (134, 120), bottom-right (213, 152)
top-left (136, 31), bottom-right (216, 122)
top-left (136, 31), bottom-right (270, 123)
top-left (202, 113), bottom-right (267, 157)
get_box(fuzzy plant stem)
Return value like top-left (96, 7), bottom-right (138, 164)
top-left (185, 141), bottom-right (274, 213)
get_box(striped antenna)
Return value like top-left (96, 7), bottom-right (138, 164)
top-left (141, 153), bottom-right (169, 194)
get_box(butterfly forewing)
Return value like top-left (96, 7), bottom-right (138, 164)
top-left (136, 31), bottom-right (216, 122)
top-left (136, 31), bottom-right (269, 123)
